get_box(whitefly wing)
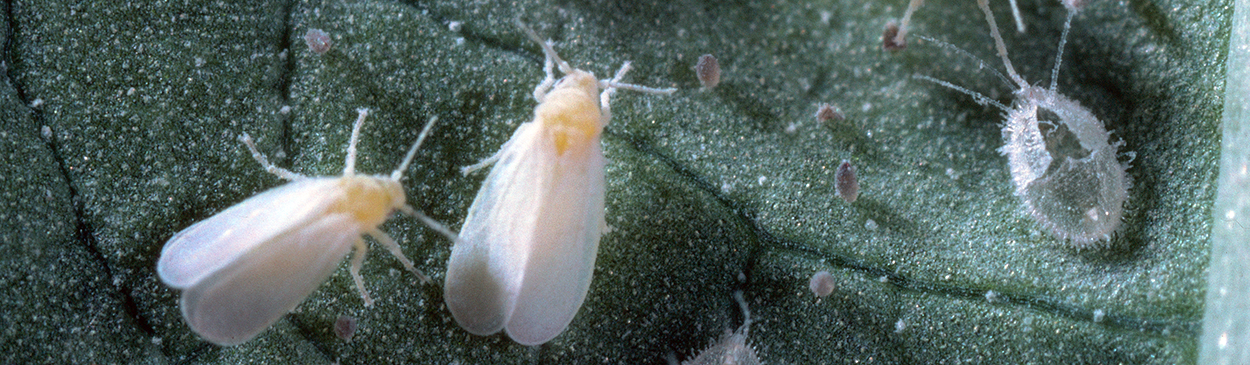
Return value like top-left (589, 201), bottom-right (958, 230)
top-left (445, 123), bottom-right (547, 336)
top-left (179, 213), bottom-right (360, 345)
top-left (504, 139), bottom-right (605, 346)
top-left (157, 178), bottom-right (342, 289)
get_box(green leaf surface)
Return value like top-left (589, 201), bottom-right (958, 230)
top-left (0, 0), bottom-right (1226, 363)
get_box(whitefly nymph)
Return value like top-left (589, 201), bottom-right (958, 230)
top-left (916, 0), bottom-right (1130, 246)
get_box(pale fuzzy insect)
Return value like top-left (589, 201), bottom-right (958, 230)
top-left (809, 270), bottom-right (836, 297)
top-left (444, 21), bottom-right (676, 346)
top-left (695, 54), bottom-right (721, 89)
top-left (915, 0), bottom-right (1129, 246)
top-left (681, 291), bottom-right (761, 365)
top-left (156, 109), bottom-right (455, 346)
top-left (835, 160), bottom-right (859, 203)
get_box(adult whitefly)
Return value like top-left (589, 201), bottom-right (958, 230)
top-left (155, 109), bottom-right (452, 345)
top-left (445, 21), bottom-right (675, 346)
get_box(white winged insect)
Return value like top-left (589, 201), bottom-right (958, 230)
top-left (157, 108), bottom-right (455, 345)
top-left (444, 21), bottom-right (675, 345)
top-left (915, 0), bottom-right (1130, 246)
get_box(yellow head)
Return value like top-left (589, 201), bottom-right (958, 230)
top-left (331, 176), bottom-right (406, 227)
top-left (534, 71), bottom-right (604, 156)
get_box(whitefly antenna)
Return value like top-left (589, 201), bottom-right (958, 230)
top-left (344, 108), bottom-right (370, 176)
top-left (516, 19), bottom-right (574, 76)
top-left (392, 116), bottom-right (439, 181)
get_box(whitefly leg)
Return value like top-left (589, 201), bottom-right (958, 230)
top-left (398, 205), bottom-right (462, 244)
top-left (461, 150), bottom-right (503, 176)
top-left (598, 61), bottom-right (679, 124)
top-left (391, 115), bottom-right (439, 181)
top-left (598, 61), bottom-right (633, 124)
top-left (343, 108), bottom-right (370, 176)
top-left (239, 132), bottom-right (303, 181)
top-left (366, 228), bottom-right (431, 284)
top-left (349, 238), bottom-right (375, 307)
